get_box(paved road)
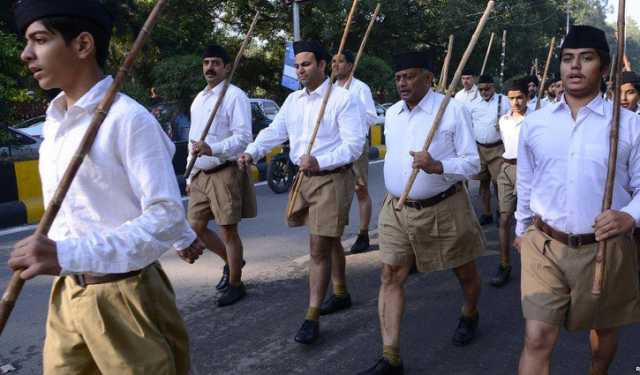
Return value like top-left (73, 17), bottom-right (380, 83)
top-left (1, 161), bottom-right (639, 374)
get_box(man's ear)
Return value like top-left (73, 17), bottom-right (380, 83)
top-left (224, 63), bottom-right (232, 75)
top-left (74, 31), bottom-right (96, 62)
top-left (318, 59), bottom-right (327, 72)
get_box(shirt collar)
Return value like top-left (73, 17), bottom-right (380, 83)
top-left (397, 89), bottom-right (436, 115)
top-left (554, 93), bottom-right (606, 116)
top-left (297, 78), bottom-right (330, 100)
top-left (201, 80), bottom-right (225, 96)
top-left (47, 75), bottom-right (113, 120)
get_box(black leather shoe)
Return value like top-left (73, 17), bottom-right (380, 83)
top-left (319, 293), bottom-right (352, 315)
top-left (216, 260), bottom-right (246, 291)
top-left (490, 264), bottom-right (512, 287)
top-left (452, 313), bottom-right (479, 346)
top-left (294, 319), bottom-right (319, 345)
top-left (217, 283), bottom-right (246, 307)
top-left (351, 233), bottom-right (370, 253)
top-left (357, 358), bottom-right (404, 375)
top-left (478, 214), bottom-right (494, 225)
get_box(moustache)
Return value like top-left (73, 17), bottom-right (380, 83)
top-left (205, 70), bottom-right (216, 76)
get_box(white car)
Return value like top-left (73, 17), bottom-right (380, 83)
top-left (249, 98), bottom-right (280, 121)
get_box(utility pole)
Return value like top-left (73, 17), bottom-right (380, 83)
top-left (293, 1), bottom-right (301, 41)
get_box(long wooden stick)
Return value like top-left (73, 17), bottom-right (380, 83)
top-left (500, 30), bottom-right (507, 85)
top-left (480, 32), bottom-right (495, 76)
top-left (345, 3), bottom-right (381, 90)
top-left (439, 35), bottom-right (454, 92)
top-left (184, 12), bottom-right (260, 178)
top-left (536, 36), bottom-right (556, 110)
top-left (395, 0), bottom-right (495, 209)
top-left (593, 0), bottom-right (626, 296)
top-left (286, 0), bottom-right (359, 218)
top-left (0, 0), bottom-right (168, 335)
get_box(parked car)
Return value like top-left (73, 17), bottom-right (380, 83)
top-left (249, 98), bottom-right (280, 121)
top-left (13, 116), bottom-right (46, 140)
top-left (0, 126), bottom-right (41, 160)
top-left (250, 100), bottom-right (274, 138)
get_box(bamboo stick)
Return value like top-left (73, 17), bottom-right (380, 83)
top-left (536, 36), bottom-right (556, 110)
top-left (593, 0), bottom-right (626, 296)
top-left (480, 32), bottom-right (495, 76)
top-left (439, 35), bottom-right (455, 92)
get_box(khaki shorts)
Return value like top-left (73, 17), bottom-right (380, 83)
top-left (287, 168), bottom-right (355, 238)
top-left (188, 164), bottom-right (257, 226)
top-left (497, 163), bottom-right (517, 214)
top-left (474, 143), bottom-right (504, 182)
top-left (43, 263), bottom-right (190, 375)
top-left (353, 140), bottom-right (369, 188)
top-left (521, 227), bottom-right (640, 331)
top-left (379, 187), bottom-right (486, 273)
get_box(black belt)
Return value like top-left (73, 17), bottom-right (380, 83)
top-left (503, 158), bottom-right (517, 165)
top-left (203, 161), bottom-right (234, 175)
top-left (398, 182), bottom-right (462, 210)
top-left (73, 269), bottom-right (142, 288)
top-left (477, 140), bottom-right (503, 148)
top-left (303, 163), bottom-right (353, 177)
top-left (533, 216), bottom-right (597, 248)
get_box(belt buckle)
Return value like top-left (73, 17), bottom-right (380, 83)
top-left (567, 234), bottom-right (581, 248)
top-left (73, 274), bottom-right (87, 288)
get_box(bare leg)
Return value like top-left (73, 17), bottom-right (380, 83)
top-left (498, 213), bottom-right (514, 265)
top-left (480, 179), bottom-right (492, 216)
top-left (518, 319), bottom-right (560, 375)
top-left (379, 261), bottom-right (413, 347)
top-left (191, 220), bottom-right (227, 262)
top-left (309, 235), bottom-right (335, 308)
top-left (330, 238), bottom-right (346, 288)
top-left (220, 224), bottom-right (243, 287)
top-left (355, 185), bottom-right (372, 232)
top-left (452, 260), bottom-right (481, 316)
top-left (590, 328), bottom-right (619, 374)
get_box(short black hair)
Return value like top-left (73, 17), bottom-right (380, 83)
top-left (40, 16), bottom-right (110, 69)
top-left (505, 78), bottom-right (529, 96)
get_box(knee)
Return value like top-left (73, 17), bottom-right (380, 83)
top-left (524, 329), bottom-right (555, 354)
top-left (380, 265), bottom-right (407, 288)
top-left (309, 250), bottom-right (328, 264)
top-left (455, 264), bottom-right (479, 285)
top-left (220, 225), bottom-right (239, 243)
top-left (355, 186), bottom-right (368, 199)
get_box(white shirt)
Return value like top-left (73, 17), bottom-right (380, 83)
top-left (527, 96), bottom-right (546, 112)
top-left (245, 78), bottom-right (364, 170)
top-left (187, 82), bottom-right (252, 178)
top-left (516, 94), bottom-right (640, 236)
top-left (499, 110), bottom-right (527, 159)
top-left (40, 76), bottom-right (196, 275)
top-left (384, 90), bottom-right (480, 199)
top-left (469, 94), bottom-right (511, 144)
top-left (455, 85), bottom-right (481, 107)
top-left (338, 77), bottom-right (378, 137)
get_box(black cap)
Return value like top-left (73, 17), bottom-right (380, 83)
top-left (622, 71), bottom-right (639, 85)
top-left (462, 68), bottom-right (477, 76)
top-left (561, 25), bottom-right (610, 53)
top-left (392, 50), bottom-right (434, 72)
top-left (527, 75), bottom-right (540, 87)
top-left (203, 45), bottom-right (230, 64)
top-left (293, 40), bottom-right (329, 62)
top-left (334, 50), bottom-right (355, 64)
top-left (15, 0), bottom-right (113, 35)
top-left (478, 74), bottom-right (494, 84)
top-left (549, 71), bottom-right (561, 83)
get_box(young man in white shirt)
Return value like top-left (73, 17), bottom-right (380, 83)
top-left (468, 74), bottom-right (511, 225)
top-left (187, 45), bottom-right (256, 307)
top-left (515, 25), bottom-right (640, 375)
top-left (490, 78), bottom-right (529, 287)
top-left (454, 68), bottom-right (481, 107)
top-left (9, 1), bottom-right (203, 373)
top-left (358, 51), bottom-right (485, 375)
top-left (621, 71), bottom-right (639, 115)
top-left (238, 40), bottom-right (364, 345)
top-left (332, 50), bottom-right (378, 257)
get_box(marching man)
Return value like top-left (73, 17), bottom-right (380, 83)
top-left (515, 25), bottom-right (640, 375)
top-left (9, 1), bottom-right (203, 373)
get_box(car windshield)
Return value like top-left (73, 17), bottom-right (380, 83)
top-left (261, 102), bottom-right (279, 119)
